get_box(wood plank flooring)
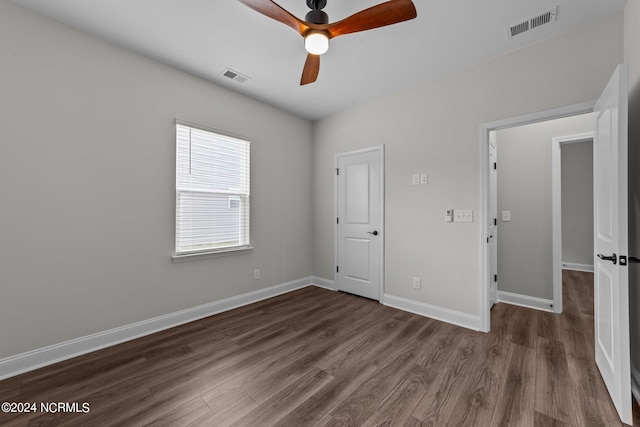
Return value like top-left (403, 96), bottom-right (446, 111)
top-left (1, 270), bottom-right (638, 426)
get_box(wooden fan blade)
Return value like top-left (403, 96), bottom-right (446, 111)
top-left (301, 53), bottom-right (320, 85)
top-left (326, 0), bottom-right (417, 38)
top-left (238, 0), bottom-right (309, 35)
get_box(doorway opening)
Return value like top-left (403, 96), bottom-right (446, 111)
top-left (552, 132), bottom-right (594, 314)
top-left (490, 115), bottom-right (594, 317)
top-left (479, 101), bottom-right (595, 333)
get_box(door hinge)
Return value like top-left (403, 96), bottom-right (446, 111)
top-left (337, 217), bottom-right (339, 224)
top-left (494, 274), bottom-right (497, 282)
top-left (336, 266), bottom-right (339, 273)
top-left (335, 168), bottom-right (340, 175)
top-left (494, 218), bottom-right (497, 226)
top-left (494, 162), bottom-right (497, 170)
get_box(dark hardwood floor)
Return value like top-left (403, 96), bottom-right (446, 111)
top-left (1, 270), bottom-right (638, 426)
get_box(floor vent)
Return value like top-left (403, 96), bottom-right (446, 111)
top-left (222, 68), bottom-right (251, 84)
top-left (506, 6), bottom-right (558, 39)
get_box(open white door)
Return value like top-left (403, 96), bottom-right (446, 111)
top-left (335, 146), bottom-right (383, 301)
top-left (593, 64), bottom-right (632, 425)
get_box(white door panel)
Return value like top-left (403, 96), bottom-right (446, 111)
top-left (336, 147), bottom-right (383, 301)
top-left (345, 163), bottom-right (370, 224)
top-left (593, 64), bottom-right (631, 425)
top-left (345, 238), bottom-right (371, 281)
top-left (596, 266), bottom-right (614, 366)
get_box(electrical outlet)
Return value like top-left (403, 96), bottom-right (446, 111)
top-left (502, 211), bottom-right (511, 222)
top-left (412, 277), bottom-right (421, 289)
top-left (420, 173), bottom-right (428, 184)
top-left (412, 174), bottom-right (420, 185)
top-left (254, 269), bottom-right (260, 280)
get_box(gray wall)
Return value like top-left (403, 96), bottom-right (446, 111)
top-left (312, 15), bottom-right (622, 316)
top-left (0, 2), bottom-right (313, 359)
top-left (624, 0), bottom-right (640, 393)
top-left (561, 141), bottom-right (594, 266)
top-left (495, 115), bottom-right (593, 300)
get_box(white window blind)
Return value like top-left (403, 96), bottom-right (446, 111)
top-left (176, 123), bottom-right (250, 255)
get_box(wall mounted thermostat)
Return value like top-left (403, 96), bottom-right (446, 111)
top-left (445, 209), bottom-right (454, 222)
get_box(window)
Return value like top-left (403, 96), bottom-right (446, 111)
top-left (175, 122), bottom-right (250, 257)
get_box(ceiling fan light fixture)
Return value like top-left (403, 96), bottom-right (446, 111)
top-left (304, 32), bottom-right (329, 55)
top-left (238, 0), bottom-right (418, 84)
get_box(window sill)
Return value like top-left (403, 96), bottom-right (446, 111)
top-left (172, 247), bottom-right (254, 263)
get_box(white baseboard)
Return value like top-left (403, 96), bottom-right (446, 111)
top-left (311, 276), bottom-right (335, 291)
top-left (1, 276), bottom-right (561, 381)
top-left (562, 262), bottom-right (594, 272)
top-left (497, 291), bottom-right (554, 312)
top-left (632, 365), bottom-right (640, 406)
top-left (0, 276), bottom-right (313, 381)
top-left (383, 294), bottom-right (481, 331)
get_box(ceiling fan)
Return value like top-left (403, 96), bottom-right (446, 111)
top-left (237, 0), bottom-right (418, 85)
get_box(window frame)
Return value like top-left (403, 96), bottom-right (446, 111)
top-left (172, 120), bottom-right (252, 262)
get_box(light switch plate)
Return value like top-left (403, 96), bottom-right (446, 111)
top-left (412, 174), bottom-right (420, 185)
top-left (454, 209), bottom-right (473, 223)
top-left (502, 211), bottom-right (511, 222)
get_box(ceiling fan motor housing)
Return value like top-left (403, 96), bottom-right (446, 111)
top-left (305, 9), bottom-right (329, 24)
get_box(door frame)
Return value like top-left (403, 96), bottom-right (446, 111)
top-left (478, 101), bottom-right (595, 332)
top-left (551, 132), bottom-right (594, 315)
top-left (334, 145), bottom-right (385, 301)
top-left (488, 137), bottom-right (498, 307)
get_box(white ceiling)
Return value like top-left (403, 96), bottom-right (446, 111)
top-left (10, 0), bottom-right (625, 120)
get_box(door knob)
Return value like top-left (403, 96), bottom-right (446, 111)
top-left (629, 257), bottom-right (640, 264)
top-left (597, 253), bottom-right (617, 265)
top-left (367, 230), bottom-right (379, 236)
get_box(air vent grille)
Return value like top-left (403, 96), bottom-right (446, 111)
top-left (221, 68), bottom-right (251, 84)
top-left (506, 6), bottom-right (557, 39)
top-left (509, 21), bottom-right (529, 38)
top-left (531, 10), bottom-right (554, 29)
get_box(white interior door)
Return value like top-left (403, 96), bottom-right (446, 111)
top-left (593, 64), bottom-right (632, 425)
top-left (488, 140), bottom-right (498, 307)
top-left (335, 147), bottom-right (383, 301)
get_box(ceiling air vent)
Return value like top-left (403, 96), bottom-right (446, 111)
top-left (506, 6), bottom-right (558, 40)
top-left (221, 68), bottom-right (251, 84)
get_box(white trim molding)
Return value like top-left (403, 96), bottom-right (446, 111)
top-left (0, 277), bottom-right (312, 381)
top-left (0, 274), bottom-right (486, 381)
top-left (311, 276), bottom-right (336, 291)
top-left (172, 246), bottom-right (254, 262)
top-left (561, 262), bottom-right (594, 272)
top-left (632, 365), bottom-right (640, 406)
top-left (497, 291), bottom-right (554, 312)
top-left (383, 294), bottom-right (481, 331)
